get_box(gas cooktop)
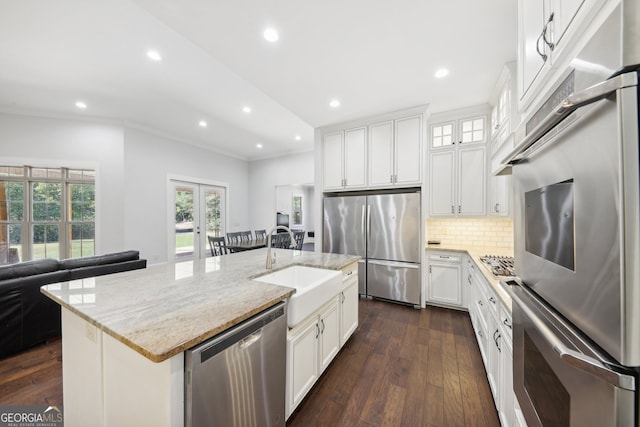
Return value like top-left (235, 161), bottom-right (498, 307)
top-left (479, 255), bottom-right (515, 277)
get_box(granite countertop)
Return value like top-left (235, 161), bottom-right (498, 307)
top-left (42, 249), bottom-right (360, 363)
top-left (426, 243), bottom-right (514, 310)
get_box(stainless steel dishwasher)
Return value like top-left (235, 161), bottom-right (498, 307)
top-left (185, 301), bottom-right (287, 427)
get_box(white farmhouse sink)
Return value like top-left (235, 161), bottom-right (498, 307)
top-left (254, 266), bottom-right (342, 327)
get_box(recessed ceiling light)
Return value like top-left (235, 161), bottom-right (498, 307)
top-left (198, 120), bottom-right (208, 128)
top-left (294, 135), bottom-right (301, 141)
top-left (75, 101), bottom-right (87, 109)
top-left (147, 50), bottom-right (162, 61)
top-left (242, 106), bottom-right (252, 114)
top-left (256, 143), bottom-right (263, 149)
top-left (329, 99), bottom-right (341, 108)
top-left (263, 28), bottom-right (279, 43)
top-left (435, 68), bottom-right (449, 78)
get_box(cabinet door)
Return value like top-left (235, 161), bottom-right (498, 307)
top-left (489, 175), bottom-right (510, 217)
top-left (499, 338), bottom-right (515, 427)
top-left (323, 131), bottom-right (344, 190)
top-left (287, 317), bottom-right (320, 417)
top-left (458, 146), bottom-right (486, 216)
top-left (344, 127), bottom-right (367, 188)
top-left (394, 115), bottom-right (422, 185)
top-left (459, 116), bottom-right (487, 145)
top-left (319, 298), bottom-right (341, 372)
top-left (487, 314), bottom-right (501, 399)
top-left (368, 121), bottom-right (394, 186)
top-left (429, 150), bottom-right (455, 216)
top-left (430, 121), bottom-right (456, 149)
top-left (518, 0), bottom-right (547, 101)
top-left (340, 279), bottom-right (359, 346)
top-left (552, 0), bottom-right (586, 48)
top-left (428, 263), bottom-right (462, 307)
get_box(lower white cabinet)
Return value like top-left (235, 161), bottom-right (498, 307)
top-left (286, 296), bottom-right (340, 417)
top-left (339, 277), bottom-right (359, 346)
top-left (286, 262), bottom-right (359, 419)
top-left (467, 256), bottom-right (523, 427)
top-left (427, 252), bottom-right (463, 308)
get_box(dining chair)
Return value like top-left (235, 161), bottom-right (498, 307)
top-left (292, 230), bottom-right (305, 250)
top-left (240, 231), bottom-right (253, 242)
top-left (227, 232), bottom-right (241, 245)
top-left (208, 236), bottom-right (228, 256)
top-left (255, 229), bottom-right (267, 240)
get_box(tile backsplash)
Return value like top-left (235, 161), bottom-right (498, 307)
top-left (426, 218), bottom-right (514, 250)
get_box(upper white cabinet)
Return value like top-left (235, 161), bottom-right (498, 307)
top-left (368, 115), bottom-right (423, 188)
top-left (322, 127), bottom-right (367, 191)
top-left (517, 0), bottom-right (607, 109)
top-left (320, 107), bottom-right (426, 191)
top-left (429, 109), bottom-right (488, 217)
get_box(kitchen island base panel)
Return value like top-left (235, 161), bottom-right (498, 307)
top-left (62, 308), bottom-right (184, 427)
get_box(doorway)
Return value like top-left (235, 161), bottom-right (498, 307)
top-left (170, 180), bottom-right (226, 261)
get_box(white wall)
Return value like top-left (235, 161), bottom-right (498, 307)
top-left (0, 113), bottom-right (126, 254)
top-left (248, 151), bottom-right (315, 234)
top-left (0, 112), bottom-right (251, 264)
top-left (123, 128), bottom-right (249, 264)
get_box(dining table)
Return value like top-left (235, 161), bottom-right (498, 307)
top-left (227, 238), bottom-right (268, 252)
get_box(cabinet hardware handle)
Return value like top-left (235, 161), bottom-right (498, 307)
top-left (542, 12), bottom-right (555, 50)
top-left (478, 330), bottom-right (483, 338)
top-left (478, 300), bottom-right (483, 306)
top-left (503, 318), bottom-right (512, 329)
top-left (345, 270), bottom-right (353, 276)
top-left (439, 255), bottom-right (450, 259)
top-left (315, 323), bottom-right (320, 338)
top-left (489, 296), bottom-right (496, 304)
top-left (321, 319), bottom-right (325, 333)
top-left (390, 174), bottom-right (394, 183)
top-left (451, 205), bottom-right (455, 214)
top-left (536, 31), bottom-right (548, 62)
top-left (458, 205), bottom-right (461, 214)
top-left (429, 265), bottom-right (432, 273)
top-left (494, 203), bottom-right (499, 212)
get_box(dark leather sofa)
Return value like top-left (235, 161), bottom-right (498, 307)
top-left (0, 250), bottom-right (146, 359)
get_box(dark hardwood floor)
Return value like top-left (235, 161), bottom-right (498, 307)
top-left (0, 337), bottom-right (62, 406)
top-left (287, 299), bottom-right (500, 427)
top-left (0, 300), bottom-right (499, 427)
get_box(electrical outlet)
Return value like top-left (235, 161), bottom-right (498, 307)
top-left (85, 323), bottom-right (97, 343)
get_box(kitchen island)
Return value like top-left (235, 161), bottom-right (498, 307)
top-left (42, 248), bottom-right (359, 427)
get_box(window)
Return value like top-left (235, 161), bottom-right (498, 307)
top-left (0, 166), bottom-right (95, 265)
top-left (292, 195), bottom-right (302, 226)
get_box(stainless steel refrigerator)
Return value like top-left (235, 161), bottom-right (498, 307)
top-left (323, 191), bottom-right (421, 306)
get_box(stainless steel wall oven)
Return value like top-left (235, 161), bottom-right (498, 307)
top-left (503, 4), bottom-right (640, 426)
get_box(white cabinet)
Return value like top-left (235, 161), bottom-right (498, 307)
top-left (429, 145), bottom-right (486, 217)
top-left (286, 315), bottom-right (320, 415)
top-left (286, 263), bottom-right (359, 419)
top-left (286, 296), bottom-right (340, 417)
top-left (339, 269), bottom-right (359, 346)
top-left (427, 252), bottom-right (463, 308)
top-left (320, 108), bottom-right (426, 191)
top-left (489, 175), bottom-right (510, 217)
top-left (429, 110), bottom-right (488, 217)
top-left (322, 127), bottom-right (367, 190)
top-left (517, 0), bottom-right (605, 107)
top-left (368, 115), bottom-right (423, 187)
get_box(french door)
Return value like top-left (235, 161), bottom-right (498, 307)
top-left (171, 180), bottom-right (225, 261)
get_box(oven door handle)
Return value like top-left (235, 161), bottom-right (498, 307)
top-left (511, 288), bottom-right (636, 391)
top-left (555, 347), bottom-right (636, 391)
top-left (504, 71), bottom-right (638, 165)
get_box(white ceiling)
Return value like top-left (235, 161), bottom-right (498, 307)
top-left (0, 0), bottom-right (516, 161)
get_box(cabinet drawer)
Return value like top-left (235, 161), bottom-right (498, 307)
top-left (485, 284), bottom-right (499, 317)
top-left (499, 304), bottom-right (513, 344)
top-left (428, 253), bottom-right (461, 263)
top-left (341, 263), bottom-right (358, 282)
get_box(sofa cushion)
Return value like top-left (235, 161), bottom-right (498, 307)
top-left (59, 250), bottom-right (140, 270)
top-left (69, 259), bottom-right (147, 280)
top-left (0, 258), bottom-right (61, 281)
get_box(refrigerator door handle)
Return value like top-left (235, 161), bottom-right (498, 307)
top-left (367, 259), bottom-right (420, 269)
top-left (367, 204), bottom-right (371, 241)
top-left (361, 204), bottom-right (365, 237)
